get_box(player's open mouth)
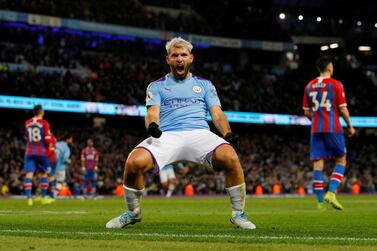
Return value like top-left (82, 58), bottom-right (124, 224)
top-left (176, 65), bottom-right (185, 72)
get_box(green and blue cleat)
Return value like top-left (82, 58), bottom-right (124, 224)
top-left (27, 198), bottom-right (33, 206)
top-left (324, 192), bottom-right (344, 210)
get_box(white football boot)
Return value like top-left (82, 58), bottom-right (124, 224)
top-left (230, 211), bottom-right (256, 229)
top-left (106, 210), bottom-right (142, 229)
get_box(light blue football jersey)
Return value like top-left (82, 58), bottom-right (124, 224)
top-left (162, 164), bottom-right (174, 171)
top-left (146, 73), bottom-right (221, 132)
top-left (55, 141), bottom-right (71, 171)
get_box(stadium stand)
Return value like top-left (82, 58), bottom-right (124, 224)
top-left (0, 0), bottom-right (376, 196)
top-left (0, 110), bottom-right (376, 195)
top-left (0, 0), bottom-right (289, 40)
top-left (1, 25), bottom-right (377, 115)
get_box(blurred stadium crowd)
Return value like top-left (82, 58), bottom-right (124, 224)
top-left (0, 119), bottom-right (376, 196)
top-left (0, 0), bottom-right (376, 196)
top-left (2, 0), bottom-right (375, 38)
top-left (0, 0), bottom-right (287, 40)
top-left (1, 25), bottom-right (377, 115)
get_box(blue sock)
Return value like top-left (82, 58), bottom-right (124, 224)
top-left (48, 180), bottom-right (56, 198)
top-left (40, 177), bottom-right (48, 197)
top-left (83, 180), bottom-right (88, 196)
top-left (74, 183), bottom-right (81, 196)
top-left (329, 164), bottom-right (345, 193)
top-left (24, 178), bottom-right (32, 198)
top-left (313, 170), bottom-right (324, 203)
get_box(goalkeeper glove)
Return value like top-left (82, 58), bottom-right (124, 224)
top-left (147, 122), bottom-right (162, 138)
top-left (224, 132), bottom-right (238, 147)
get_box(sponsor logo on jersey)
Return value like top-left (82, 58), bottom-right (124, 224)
top-left (163, 98), bottom-right (203, 108)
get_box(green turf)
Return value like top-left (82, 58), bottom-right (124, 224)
top-left (0, 195), bottom-right (377, 250)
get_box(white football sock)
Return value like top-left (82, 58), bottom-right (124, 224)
top-left (166, 184), bottom-right (175, 197)
top-left (226, 183), bottom-right (246, 216)
top-left (123, 185), bottom-right (144, 214)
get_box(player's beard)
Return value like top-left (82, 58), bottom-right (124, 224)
top-left (171, 63), bottom-right (191, 80)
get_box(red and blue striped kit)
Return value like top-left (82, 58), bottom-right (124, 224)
top-left (24, 117), bottom-right (52, 156)
top-left (303, 77), bottom-right (347, 133)
top-left (81, 147), bottom-right (99, 170)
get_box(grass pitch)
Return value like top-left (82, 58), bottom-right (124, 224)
top-left (0, 195), bottom-right (377, 250)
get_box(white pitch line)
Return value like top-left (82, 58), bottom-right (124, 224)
top-left (0, 229), bottom-right (376, 242)
top-left (0, 210), bottom-right (87, 216)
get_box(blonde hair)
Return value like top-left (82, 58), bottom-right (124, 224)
top-left (165, 37), bottom-right (193, 55)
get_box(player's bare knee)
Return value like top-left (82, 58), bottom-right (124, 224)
top-left (125, 157), bottom-right (145, 174)
top-left (336, 155), bottom-right (347, 165)
top-left (313, 160), bottom-right (324, 171)
top-left (225, 154), bottom-right (240, 168)
top-left (214, 152), bottom-right (240, 171)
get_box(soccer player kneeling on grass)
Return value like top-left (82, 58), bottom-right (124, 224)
top-left (302, 56), bottom-right (356, 211)
top-left (106, 37), bottom-right (255, 229)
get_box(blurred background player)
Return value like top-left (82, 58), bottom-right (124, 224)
top-left (55, 134), bottom-right (73, 194)
top-left (35, 132), bottom-right (57, 203)
top-left (160, 163), bottom-right (188, 197)
top-left (303, 56), bottom-right (356, 211)
top-left (23, 105), bottom-right (52, 206)
top-left (81, 138), bottom-right (99, 199)
top-left (159, 164), bottom-right (176, 198)
top-left (46, 133), bottom-right (57, 201)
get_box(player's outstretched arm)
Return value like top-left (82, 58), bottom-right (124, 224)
top-left (339, 107), bottom-right (356, 137)
top-left (145, 105), bottom-right (162, 138)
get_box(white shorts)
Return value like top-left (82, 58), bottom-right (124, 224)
top-left (134, 129), bottom-right (228, 171)
top-left (159, 166), bottom-right (176, 183)
top-left (55, 170), bottom-right (66, 183)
